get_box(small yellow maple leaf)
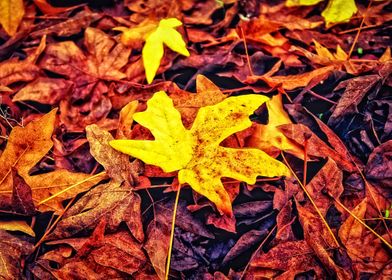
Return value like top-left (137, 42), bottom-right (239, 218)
top-left (116, 18), bottom-right (189, 84)
top-left (110, 91), bottom-right (290, 215)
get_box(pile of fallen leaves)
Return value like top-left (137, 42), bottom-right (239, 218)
top-left (0, 0), bottom-right (391, 279)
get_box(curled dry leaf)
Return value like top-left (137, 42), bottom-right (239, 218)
top-left (365, 140), bottom-right (392, 189)
top-left (246, 65), bottom-right (335, 90)
top-left (111, 91), bottom-right (290, 215)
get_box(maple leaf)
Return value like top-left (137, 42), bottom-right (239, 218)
top-left (0, 0), bottom-right (24, 36)
top-left (0, 110), bottom-right (105, 213)
top-left (286, 0), bottom-right (357, 26)
top-left (116, 18), bottom-right (190, 84)
top-left (110, 91), bottom-right (290, 215)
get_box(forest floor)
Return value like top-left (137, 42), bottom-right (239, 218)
top-left (0, 0), bottom-right (391, 279)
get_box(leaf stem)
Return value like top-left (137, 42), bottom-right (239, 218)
top-left (165, 184), bottom-right (182, 280)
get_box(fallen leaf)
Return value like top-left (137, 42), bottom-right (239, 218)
top-left (247, 65), bottom-right (334, 90)
top-left (248, 240), bottom-right (324, 279)
top-left (13, 77), bottom-right (73, 105)
top-left (86, 124), bottom-right (139, 185)
top-left (0, 230), bottom-right (33, 279)
top-left (248, 93), bottom-right (304, 158)
top-left (11, 168), bottom-right (35, 215)
top-left (110, 91), bottom-right (290, 215)
top-left (0, 59), bottom-right (39, 86)
top-left (305, 158), bottom-right (343, 216)
top-left (366, 140), bottom-right (392, 189)
top-left (50, 181), bottom-right (144, 242)
top-left (0, 0), bottom-right (24, 36)
top-left (321, 0), bottom-right (357, 26)
top-left (33, 0), bottom-right (79, 15)
top-left (297, 203), bottom-right (353, 279)
top-left (279, 123), bottom-right (356, 172)
top-left (338, 199), bottom-right (391, 274)
top-left (0, 220), bottom-right (35, 236)
top-left (0, 110), bottom-right (105, 213)
top-left (117, 100), bottom-right (139, 139)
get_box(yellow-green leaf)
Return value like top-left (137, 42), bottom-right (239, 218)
top-left (322, 0), bottom-right (357, 26)
top-left (0, 0), bottom-right (24, 36)
top-left (110, 90), bottom-right (290, 215)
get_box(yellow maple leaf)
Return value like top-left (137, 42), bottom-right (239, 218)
top-left (116, 18), bottom-right (189, 84)
top-left (110, 91), bottom-right (290, 215)
top-left (286, 0), bottom-right (357, 26)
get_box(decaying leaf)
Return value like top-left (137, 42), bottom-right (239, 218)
top-left (111, 91), bottom-right (290, 215)
top-left (0, 220), bottom-right (35, 236)
top-left (0, 230), bottom-right (33, 279)
top-left (50, 181), bottom-right (144, 242)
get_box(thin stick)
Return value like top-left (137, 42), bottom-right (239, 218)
top-left (281, 153), bottom-right (340, 247)
top-left (348, 1), bottom-right (373, 58)
top-left (240, 26), bottom-right (254, 76)
top-left (165, 185), bottom-right (182, 280)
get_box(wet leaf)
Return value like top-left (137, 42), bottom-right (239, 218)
top-left (111, 90), bottom-right (290, 215)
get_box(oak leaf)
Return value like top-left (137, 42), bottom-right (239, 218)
top-left (110, 91), bottom-right (290, 215)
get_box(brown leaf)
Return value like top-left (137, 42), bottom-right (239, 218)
top-left (279, 123), bottom-right (356, 172)
top-left (30, 10), bottom-right (101, 38)
top-left (366, 140), bottom-right (392, 189)
top-left (11, 169), bottom-right (35, 215)
top-left (0, 230), bottom-right (33, 279)
top-left (338, 199), bottom-right (391, 274)
top-left (50, 181), bottom-right (144, 242)
top-left (0, 59), bottom-right (39, 86)
top-left (13, 77), bottom-right (73, 105)
top-left (247, 65), bottom-right (334, 90)
top-left (247, 240), bottom-right (324, 279)
top-left (297, 203), bottom-right (353, 279)
top-left (328, 75), bottom-right (381, 127)
top-left (306, 158), bottom-right (344, 216)
top-left (86, 124), bottom-right (139, 185)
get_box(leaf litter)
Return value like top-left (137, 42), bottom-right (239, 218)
top-left (0, 0), bottom-right (391, 279)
